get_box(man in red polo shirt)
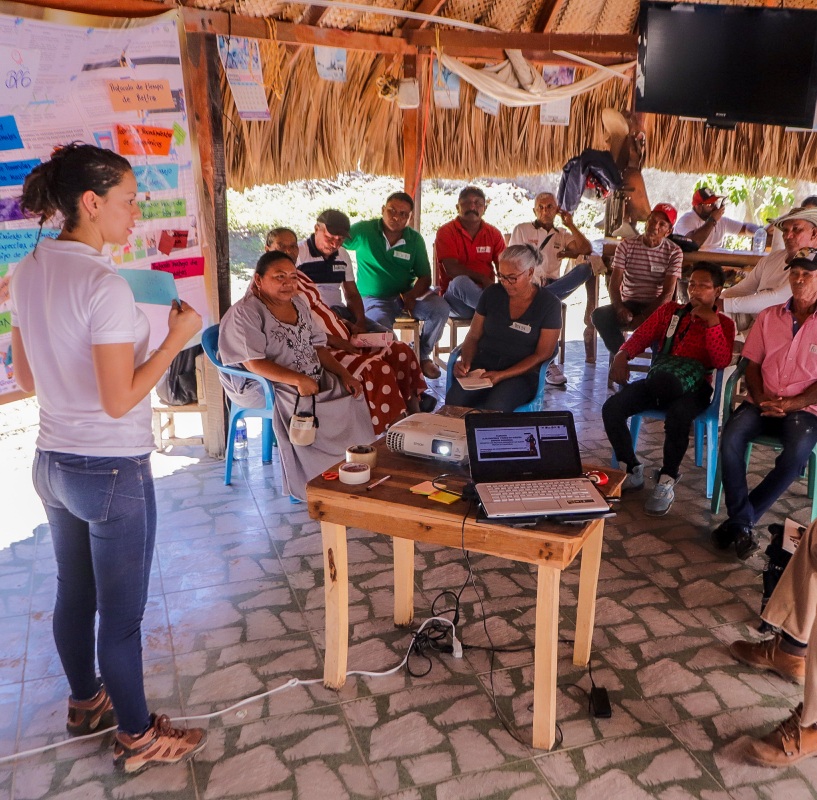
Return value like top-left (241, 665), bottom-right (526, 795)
top-left (435, 186), bottom-right (505, 318)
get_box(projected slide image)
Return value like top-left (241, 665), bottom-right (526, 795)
top-left (475, 427), bottom-right (540, 461)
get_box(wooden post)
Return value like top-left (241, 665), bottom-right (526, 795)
top-left (574, 520), bottom-right (604, 666)
top-left (322, 521), bottom-right (349, 689)
top-left (402, 54), bottom-right (423, 230)
top-left (392, 536), bottom-right (415, 626)
top-left (533, 565), bottom-right (560, 750)
top-left (185, 31), bottom-right (229, 458)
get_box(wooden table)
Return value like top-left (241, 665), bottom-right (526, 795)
top-left (307, 440), bottom-right (624, 750)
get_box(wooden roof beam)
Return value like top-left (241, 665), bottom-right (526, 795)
top-left (401, 1), bottom-right (449, 31)
top-left (299, 4), bottom-right (329, 27)
top-left (403, 28), bottom-right (636, 59)
top-left (184, 8), bottom-right (410, 55)
top-left (11, 0), bottom-right (175, 16)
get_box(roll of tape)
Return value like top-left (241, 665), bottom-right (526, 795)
top-left (346, 444), bottom-right (377, 468)
top-left (338, 462), bottom-right (371, 485)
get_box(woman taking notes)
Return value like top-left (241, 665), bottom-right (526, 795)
top-left (445, 245), bottom-right (562, 411)
top-left (11, 144), bottom-right (206, 774)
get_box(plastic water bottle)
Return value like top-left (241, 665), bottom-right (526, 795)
top-left (233, 419), bottom-right (248, 460)
top-left (752, 227), bottom-right (768, 255)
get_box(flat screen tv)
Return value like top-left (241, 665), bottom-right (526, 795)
top-left (636, 2), bottom-right (817, 129)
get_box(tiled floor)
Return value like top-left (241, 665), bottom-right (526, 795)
top-left (1, 341), bottom-right (816, 799)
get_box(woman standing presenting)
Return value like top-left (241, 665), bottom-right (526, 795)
top-left (10, 144), bottom-right (206, 774)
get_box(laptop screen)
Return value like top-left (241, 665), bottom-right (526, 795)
top-left (465, 411), bottom-right (583, 483)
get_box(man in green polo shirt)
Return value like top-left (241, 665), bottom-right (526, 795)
top-left (345, 192), bottom-right (450, 380)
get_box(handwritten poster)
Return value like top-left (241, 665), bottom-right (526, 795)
top-left (0, 9), bottom-right (211, 400)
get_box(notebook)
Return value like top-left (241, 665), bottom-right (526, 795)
top-left (465, 410), bottom-right (610, 519)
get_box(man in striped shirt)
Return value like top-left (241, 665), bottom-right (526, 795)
top-left (592, 204), bottom-right (683, 354)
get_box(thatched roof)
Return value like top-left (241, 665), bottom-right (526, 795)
top-left (202, 0), bottom-right (817, 188)
top-left (14, 0), bottom-right (817, 185)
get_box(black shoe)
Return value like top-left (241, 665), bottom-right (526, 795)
top-left (710, 521), bottom-right (736, 550)
top-left (419, 392), bottom-right (437, 413)
top-left (734, 525), bottom-right (759, 560)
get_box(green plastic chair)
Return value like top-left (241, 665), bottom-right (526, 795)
top-left (710, 358), bottom-right (817, 520)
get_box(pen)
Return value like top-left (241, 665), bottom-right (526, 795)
top-left (366, 474), bottom-right (391, 491)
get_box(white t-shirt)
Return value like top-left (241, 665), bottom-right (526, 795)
top-left (508, 222), bottom-right (573, 282)
top-left (10, 238), bottom-right (154, 456)
top-left (675, 210), bottom-right (745, 249)
top-left (721, 249), bottom-right (791, 316)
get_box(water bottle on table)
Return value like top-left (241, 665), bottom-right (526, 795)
top-left (233, 418), bottom-right (248, 460)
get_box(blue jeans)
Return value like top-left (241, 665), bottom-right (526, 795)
top-left (720, 402), bottom-right (817, 526)
top-left (443, 275), bottom-right (483, 319)
top-left (363, 293), bottom-right (450, 361)
top-left (331, 304), bottom-right (389, 333)
top-left (545, 262), bottom-right (592, 301)
top-left (32, 450), bottom-right (156, 735)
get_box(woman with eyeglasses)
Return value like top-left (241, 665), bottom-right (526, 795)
top-left (217, 250), bottom-right (374, 500)
top-left (445, 244), bottom-right (562, 411)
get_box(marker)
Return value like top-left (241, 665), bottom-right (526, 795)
top-left (366, 474), bottom-right (391, 491)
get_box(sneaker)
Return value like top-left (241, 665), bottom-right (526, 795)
top-left (734, 525), bottom-right (759, 560)
top-left (67, 684), bottom-right (116, 736)
top-left (545, 363), bottom-right (567, 386)
top-left (745, 704), bottom-right (817, 767)
top-left (644, 473), bottom-right (677, 516)
top-left (421, 359), bottom-right (441, 380)
top-left (621, 463), bottom-right (644, 491)
top-left (114, 713), bottom-right (207, 774)
top-left (729, 636), bottom-right (806, 685)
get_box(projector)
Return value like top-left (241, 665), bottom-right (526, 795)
top-left (385, 413), bottom-right (468, 465)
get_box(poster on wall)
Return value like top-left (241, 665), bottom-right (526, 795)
top-left (0, 9), bottom-right (210, 401)
top-left (539, 66), bottom-right (576, 126)
top-left (217, 35), bottom-right (270, 121)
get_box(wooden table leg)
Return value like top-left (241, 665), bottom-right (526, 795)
top-left (392, 536), bottom-right (415, 627)
top-left (321, 521), bottom-right (349, 689)
top-left (574, 520), bottom-right (604, 667)
top-left (532, 564), bottom-right (560, 750)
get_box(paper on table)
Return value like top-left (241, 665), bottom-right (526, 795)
top-left (456, 369), bottom-right (493, 390)
top-left (118, 268), bottom-right (179, 305)
top-left (351, 332), bottom-right (394, 348)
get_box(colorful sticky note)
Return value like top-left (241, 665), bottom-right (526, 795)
top-left (107, 79), bottom-right (173, 112)
top-left (157, 230), bottom-right (188, 255)
top-left (0, 158), bottom-right (40, 187)
top-left (118, 268), bottom-right (179, 305)
top-left (172, 121), bottom-right (186, 146)
top-left (0, 116), bottom-right (23, 150)
top-left (0, 311), bottom-right (9, 334)
top-left (428, 490), bottom-right (460, 504)
top-left (410, 480), bottom-right (444, 496)
top-left (151, 256), bottom-right (203, 279)
top-left (116, 124), bottom-right (173, 156)
top-left (137, 198), bottom-right (187, 220)
top-left (133, 163), bottom-right (179, 192)
top-left (0, 197), bottom-right (27, 222)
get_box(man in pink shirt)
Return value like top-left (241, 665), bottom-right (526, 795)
top-left (435, 186), bottom-right (505, 318)
top-left (713, 249), bottom-right (817, 559)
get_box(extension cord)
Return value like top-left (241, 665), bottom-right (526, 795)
top-left (0, 615), bottom-right (460, 766)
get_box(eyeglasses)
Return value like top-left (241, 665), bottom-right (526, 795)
top-left (496, 271), bottom-right (524, 285)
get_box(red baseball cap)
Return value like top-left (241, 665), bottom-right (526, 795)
top-left (651, 203), bottom-right (677, 227)
top-left (692, 187), bottom-right (724, 206)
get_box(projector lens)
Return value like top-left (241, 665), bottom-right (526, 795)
top-left (432, 439), bottom-right (452, 456)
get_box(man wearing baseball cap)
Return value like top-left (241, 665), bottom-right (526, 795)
top-left (713, 248), bottom-right (817, 560)
top-left (719, 206), bottom-right (817, 332)
top-left (592, 203), bottom-right (683, 354)
top-left (675, 186), bottom-right (762, 250)
top-left (295, 209), bottom-right (386, 335)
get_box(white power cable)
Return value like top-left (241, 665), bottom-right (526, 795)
top-left (0, 616), bottom-right (460, 766)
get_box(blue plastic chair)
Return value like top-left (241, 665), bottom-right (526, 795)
top-left (444, 344), bottom-right (555, 413)
top-left (711, 358), bottom-right (817, 519)
top-left (201, 324), bottom-right (277, 485)
top-left (610, 368), bottom-right (725, 498)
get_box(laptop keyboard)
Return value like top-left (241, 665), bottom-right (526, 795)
top-left (484, 480), bottom-right (592, 503)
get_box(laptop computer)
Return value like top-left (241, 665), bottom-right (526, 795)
top-left (465, 410), bottom-right (610, 519)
